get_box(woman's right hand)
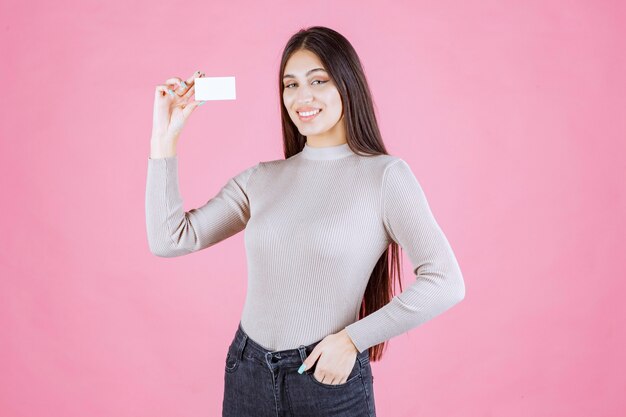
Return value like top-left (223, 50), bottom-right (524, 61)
top-left (151, 70), bottom-right (206, 145)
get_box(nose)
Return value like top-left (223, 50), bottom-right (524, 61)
top-left (295, 84), bottom-right (314, 104)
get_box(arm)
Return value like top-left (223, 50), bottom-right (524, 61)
top-left (344, 159), bottom-right (466, 353)
top-left (145, 155), bottom-right (259, 257)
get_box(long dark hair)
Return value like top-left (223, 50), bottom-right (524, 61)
top-left (277, 26), bottom-right (405, 362)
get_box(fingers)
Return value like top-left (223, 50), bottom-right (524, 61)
top-left (154, 80), bottom-right (180, 99)
top-left (174, 70), bottom-right (205, 95)
top-left (182, 82), bottom-right (195, 101)
top-left (164, 77), bottom-right (182, 86)
top-left (162, 77), bottom-right (183, 97)
top-left (181, 92), bottom-right (205, 119)
top-left (154, 84), bottom-right (171, 98)
top-left (154, 70), bottom-right (205, 99)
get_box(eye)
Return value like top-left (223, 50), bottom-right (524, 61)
top-left (283, 80), bottom-right (328, 89)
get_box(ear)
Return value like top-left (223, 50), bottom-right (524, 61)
top-left (298, 346), bottom-right (322, 374)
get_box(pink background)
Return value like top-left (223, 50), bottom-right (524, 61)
top-left (1, 0), bottom-right (625, 416)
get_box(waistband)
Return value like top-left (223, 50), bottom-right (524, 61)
top-left (230, 321), bottom-right (370, 367)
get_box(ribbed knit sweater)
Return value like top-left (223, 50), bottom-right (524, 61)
top-left (145, 142), bottom-right (465, 353)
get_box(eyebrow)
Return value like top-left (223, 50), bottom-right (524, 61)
top-left (282, 68), bottom-right (327, 80)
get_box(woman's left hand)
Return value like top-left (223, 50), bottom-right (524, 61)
top-left (298, 329), bottom-right (359, 385)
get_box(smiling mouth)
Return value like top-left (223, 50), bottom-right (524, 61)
top-left (297, 108), bottom-right (322, 121)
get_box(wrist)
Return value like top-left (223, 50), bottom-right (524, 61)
top-left (150, 137), bottom-right (178, 159)
top-left (339, 329), bottom-right (359, 353)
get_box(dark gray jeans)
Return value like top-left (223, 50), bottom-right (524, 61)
top-left (222, 321), bottom-right (377, 417)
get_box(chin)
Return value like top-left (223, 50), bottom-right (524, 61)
top-left (299, 126), bottom-right (328, 136)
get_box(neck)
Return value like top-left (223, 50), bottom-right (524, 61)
top-left (300, 142), bottom-right (356, 160)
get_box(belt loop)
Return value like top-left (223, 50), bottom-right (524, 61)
top-left (237, 333), bottom-right (248, 361)
top-left (297, 345), bottom-right (307, 362)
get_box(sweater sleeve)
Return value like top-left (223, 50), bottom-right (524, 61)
top-left (344, 159), bottom-right (466, 353)
top-left (145, 155), bottom-right (259, 257)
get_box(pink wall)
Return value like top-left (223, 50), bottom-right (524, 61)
top-left (1, 0), bottom-right (624, 416)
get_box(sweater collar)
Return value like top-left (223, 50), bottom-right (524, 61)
top-left (300, 142), bottom-right (356, 160)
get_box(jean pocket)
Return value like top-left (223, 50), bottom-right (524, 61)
top-left (307, 356), bottom-right (362, 388)
top-left (225, 349), bottom-right (240, 373)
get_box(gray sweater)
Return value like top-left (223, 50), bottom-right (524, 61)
top-left (145, 142), bottom-right (465, 353)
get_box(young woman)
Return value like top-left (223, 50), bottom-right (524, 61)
top-left (146, 26), bottom-right (465, 417)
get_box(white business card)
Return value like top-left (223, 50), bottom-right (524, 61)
top-left (194, 76), bottom-right (236, 101)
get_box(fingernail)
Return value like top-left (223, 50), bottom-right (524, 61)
top-left (198, 101), bottom-right (207, 106)
top-left (167, 89), bottom-right (175, 96)
top-left (297, 364), bottom-right (306, 374)
top-left (180, 81), bottom-right (188, 88)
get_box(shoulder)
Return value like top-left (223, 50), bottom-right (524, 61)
top-left (371, 155), bottom-right (424, 198)
top-left (239, 156), bottom-right (293, 189)
top-left (254, 151), bottom-right (310, 175)
top-left (379, 155), bottom-right (417, 179)
top-left (254, 156), bottom-right (290, 175)
top-left (352, 153), bottom-right (411, 180)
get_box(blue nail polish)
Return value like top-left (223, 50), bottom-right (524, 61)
top-left (167, 89), bottom-right (175, 96)
top-left (180, 81), bottom-right (187, 89)
top-left (198, 101), bottom-right (207, 106)
top-left (297, 364), bottom-right (306, 374)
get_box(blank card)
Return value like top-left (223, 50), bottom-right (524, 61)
top-left (194, 76), bottom-right (236, 101)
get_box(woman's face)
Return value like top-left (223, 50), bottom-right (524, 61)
top-left (282, 49), bottom-right (345, 143)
